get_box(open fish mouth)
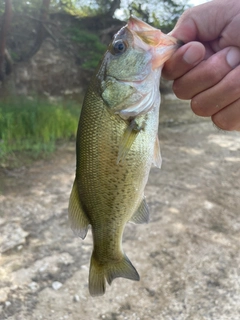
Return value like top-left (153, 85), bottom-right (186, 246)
top-left (127, 16), bottom-right (182, 69)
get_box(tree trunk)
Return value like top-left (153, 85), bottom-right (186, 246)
top-left (38, 0), bottom-right (51, 45)
top-left (0, 0), bottom-right (12, 82)
top-left (108, 0), bottom-right (121, 17)
top-left (25, 0), bottom-right (51, 60)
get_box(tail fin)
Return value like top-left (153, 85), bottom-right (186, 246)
top-left (89, 254), bottom-right (140, 296)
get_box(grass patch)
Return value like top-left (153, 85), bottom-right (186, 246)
top-left (0, 97), bottom-right (80, 167)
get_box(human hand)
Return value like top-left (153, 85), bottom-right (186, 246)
top-left (162, 0), bottom-right (240, 131)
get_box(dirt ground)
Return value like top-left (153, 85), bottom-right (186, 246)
top-left (1, 97), bottom-right (240, 320)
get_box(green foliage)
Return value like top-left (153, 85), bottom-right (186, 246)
top-left (0, 0), bottom-right (191, 22)
top-left (0, 0), bottom-right (42, 15)
top-left (67, 27), bottom-right (106, 70)
top-left (53, 0), bottom-right (96, 16)
top-left (127, 0), bottom-right (190, 32)
top-left (0, 97), bottom-right (80, 162)
top-left (153, 0), bottom-right (188, 32)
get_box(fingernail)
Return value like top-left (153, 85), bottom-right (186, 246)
top-left (226, 47), bottom-right (240, 68)
top-left (183, 46), bottom-right (204, 65)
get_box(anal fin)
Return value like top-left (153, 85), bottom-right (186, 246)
top-left (68, 178), bottom-right (90, 239)
top-left (129, 197), bottom-right (149, 224)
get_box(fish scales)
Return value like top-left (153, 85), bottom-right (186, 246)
top-left (68, 16), bottom-right (181, 296)
top-left (77, 77), bottom-right (157, 251)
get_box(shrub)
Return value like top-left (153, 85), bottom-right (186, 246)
top-left (66, 27), bottom-right (106, 70)
top-left (0, 97), bottom-right (80, 163)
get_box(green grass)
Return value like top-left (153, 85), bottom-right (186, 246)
top-left (0, 97), bottom-right (80, 166)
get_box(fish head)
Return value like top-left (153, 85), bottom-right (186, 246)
top-left (98, 16), bottom-right (181, 119)
top-left (104, 16), bottom-right (180, 81)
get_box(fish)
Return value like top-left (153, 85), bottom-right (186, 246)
top-left (68, 16), bottom-right (181, 296)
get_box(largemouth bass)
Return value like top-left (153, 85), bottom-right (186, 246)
top-left (68, 16), bottom-right (181, 296)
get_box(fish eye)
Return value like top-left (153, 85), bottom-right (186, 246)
top-left (113, 40), bottom-right (127, 55)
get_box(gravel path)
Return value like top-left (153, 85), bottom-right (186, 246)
top-left (1, 99), bottom-right (240, 320)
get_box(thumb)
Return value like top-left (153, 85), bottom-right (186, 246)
top-left (162, 41), bottom-right (205, 80)
top-left (170, 1), bottom-right (236, 43)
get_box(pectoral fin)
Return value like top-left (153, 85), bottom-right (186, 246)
top-left (68, 179), bottom-right (90, 239)
top-left (117, 119), bottom-right (144, 164)
top-left (129, 197), bottom-right (149, 224)
top-left (153, 134), bottom-right (162, 168)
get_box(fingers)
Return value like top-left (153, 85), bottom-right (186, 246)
top-left (162, 42), bottom-right (205, 81)
top-left (218, 11), bottom-right (240, 48)
top-left (170, 0), bottom-right (239, 43)
top-left (173, 47), bottom-right (240, 100)
top-left (162, 0), bottom-right (240, 132)
top-left (212, 99), bottom-right (240, 131)
top-left (191, 63), bottom-right (240, 117)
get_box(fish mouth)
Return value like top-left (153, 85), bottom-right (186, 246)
top-left (127, 16), bottom-right (179, 47)
top-left (127, 16), bottom-right (181, 69)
